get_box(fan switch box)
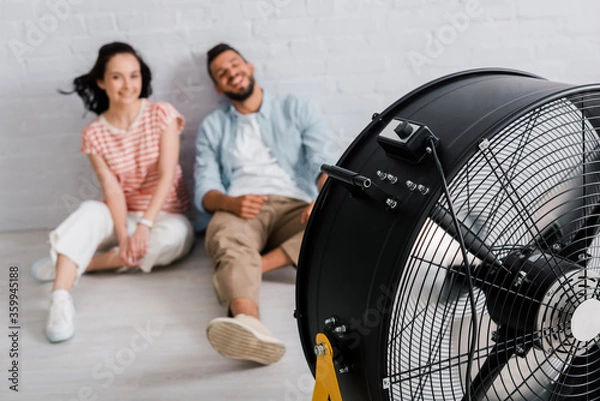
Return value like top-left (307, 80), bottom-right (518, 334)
top-left (377, 118), bottom-right (439, 163)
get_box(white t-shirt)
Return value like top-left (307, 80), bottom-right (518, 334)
top-left (227, 112), bottom-right (312, 202)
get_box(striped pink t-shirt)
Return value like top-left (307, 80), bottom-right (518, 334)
top-left (81, 99), bottom-right (190, 214)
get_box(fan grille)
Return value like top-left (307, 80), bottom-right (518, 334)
top-left (385, 93), bottom-right (600, 400)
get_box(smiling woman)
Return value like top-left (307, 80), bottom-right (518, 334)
top-left (30, 42), bottom-right (194, 344)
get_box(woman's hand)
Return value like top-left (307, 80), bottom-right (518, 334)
top-left (118, 225), bottom-right (150, 267)
top-left (118, 239), bottom-right (136, 267)
top-left (127, 224), bottom-right (151, 265)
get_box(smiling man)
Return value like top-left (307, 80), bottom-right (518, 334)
top-left (194, 43), bottom-right (337, 365)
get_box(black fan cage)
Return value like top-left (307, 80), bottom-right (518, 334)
top-left (296, 69), bottom-right (600, 401)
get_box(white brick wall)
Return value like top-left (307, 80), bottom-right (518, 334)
top-left (2, 0), bottom-right (600, 231)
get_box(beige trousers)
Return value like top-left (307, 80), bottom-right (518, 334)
top-left (205, 195), bottom-right (308, 306)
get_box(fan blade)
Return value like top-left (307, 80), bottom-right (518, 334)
top-left (526, 139), bottom-right (600, 260)
top-left (526, 167), bottom-right (586, 250)
top-left (558, 202), bottom-right (600, 263)
top-left (439, 264), bottom-right (471, 304)
top-left (460, 340), bottom-right (517, 401)
top-left (409, 219), bottom-right (484, 305)
top-left (551, 344), bottom-right (600, 400)
top-left (431, 204), bottom-right (502, 268)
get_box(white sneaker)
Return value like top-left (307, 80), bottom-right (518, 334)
top-left (206, 314), bottom-right (286, 365)
top-left (31, 256), bottom-right (56, 282)
top-left (45, 293), bottom-right (75, 343)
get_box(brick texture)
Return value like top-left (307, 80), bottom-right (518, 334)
top-left (1, 0), bottom-right (600, 231)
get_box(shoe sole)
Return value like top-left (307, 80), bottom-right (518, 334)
top-left (45, 327), bottom-right (74, 343)
top-left (207, 318), bottom-right (285, 365)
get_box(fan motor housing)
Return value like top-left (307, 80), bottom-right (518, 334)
top-left (484, 250), bottom-right (579, 336)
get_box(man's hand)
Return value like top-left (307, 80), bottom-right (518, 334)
top-left (300, 200), bottom-right (315, 224)
top-left (228, 195), bottom-right (268, 219)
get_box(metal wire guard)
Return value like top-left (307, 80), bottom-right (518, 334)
top-left (387, 95), bottom-right (600, 400)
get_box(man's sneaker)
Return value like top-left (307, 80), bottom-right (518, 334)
top-left (206, 314), bottom-right (285, 365)
top-left (31, 256), bottom-right (56, 282)
top-left (45, 293), bottom-right (75, 343)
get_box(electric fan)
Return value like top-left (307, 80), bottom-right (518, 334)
top-left (296, 69), bottom-right (600, 401)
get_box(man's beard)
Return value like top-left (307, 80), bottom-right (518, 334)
top-left (223, 75), bottom-right (256, 102)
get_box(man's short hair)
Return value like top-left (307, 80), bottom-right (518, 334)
top-left (206, 43), bottom-right (245, 81)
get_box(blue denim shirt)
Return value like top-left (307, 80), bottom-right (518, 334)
top-left (193, 91), bottom-right (338, 230)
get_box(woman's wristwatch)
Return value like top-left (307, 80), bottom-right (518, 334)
top-left (138, 218), bottom-right (154, 229)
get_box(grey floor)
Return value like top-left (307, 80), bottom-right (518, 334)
top-left (0, 230), bottom-right (315, 401)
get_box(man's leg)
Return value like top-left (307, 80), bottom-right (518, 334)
top-left (261, 247), bottom-right (293, 274)
top-left (263, 197), bottom-right (308, 271)
top-left (230, 298), bottom-right (259, 318)
top-left (205, 211), bottom-right (266, 311)
top-left (205, 210), bottom-right (286, 365)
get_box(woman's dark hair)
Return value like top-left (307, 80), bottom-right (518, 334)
top-left (62, 42), bottom-right (152, 115)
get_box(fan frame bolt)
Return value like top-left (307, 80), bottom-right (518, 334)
top-left (333, 325), bottom-right (347, 334)
top-left (513, 271), bottom-right (527, 288)
top-left (406, 180), bottom-right (417, 191)
top-left (314, 343), bottom-right (327, 356)
top-left (376, 170), bottom-right (398, 184)
top-left (386, 198), bottom-right (398, 209)
top-left (324, 317), bottom-right (336, 325)
top-left (338, 365), bottom-right (349, 374)
top-left (552, 243), bottom-right (562, 252)
top-left (479, 139), bottom-right (490, 151)
top-left (417, 185), bottom-right (429, 195)
top-left (577, 253), bottom-right (587, 261)
top-left (515, 345), bottom-right (526, 357)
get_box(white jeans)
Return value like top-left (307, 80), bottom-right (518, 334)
top-left (49, 200), bottom-right (194, 276)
